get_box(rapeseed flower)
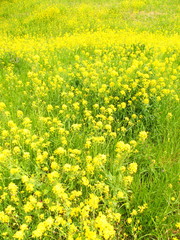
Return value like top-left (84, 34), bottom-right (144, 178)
top-left (139, 131), bottom-right (148, 141)
top-left (13, 231), bottom-right (24, 239)
top-left (0, 3), bottom-right (179, 239)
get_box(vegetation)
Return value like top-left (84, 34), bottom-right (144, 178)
top-left (0, 0), bottom-right (179, 239)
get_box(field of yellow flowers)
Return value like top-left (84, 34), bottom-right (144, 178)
top-left (0, 0), bottom-right (179, 239)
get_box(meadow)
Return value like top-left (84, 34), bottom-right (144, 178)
top-left (0, 0), bottom-right (179, 239)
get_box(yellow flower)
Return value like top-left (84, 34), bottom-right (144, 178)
top-left (51, 161), bottom-right (59, 169)
top-left (0, 102), bottom-right (6, 111)
top-left (20, 224), bottom-right (28, 231)
top-left (53, 183), bottom-right (68, 200)
top-left (21, 175), bottom-right (29, 183)
top-left (8, 182), bottom-right (18, 195)
top-left (95, 213), bottom-right (115, 239)
top-left (105, 124), bottom-right (112, 131)
top-left (123, 176), bottom-right (133, 186)
top-left (1, 232), bottom-right (8, 237)
top-left (129, 140), bottom-right (137, 147)
top-left (85, 228), bottom-right (97, 239)
top-left (23, 152), bottom-right (30, 160)
top-left (131, 209), bottom-right (138, 216)
top-left (127, 218), bottom-right (132, 224)
top-left (22, 117), bottom-right (32, 127)
top-left (85, 140), bottom-right (91, 148)
top-left (26, 183), bottom-right (34, 192)
top-left (13, 146), bottom-right (21, 154)
top-left (82, 177), bottom-right (89, 186)
top-left (24, 201), bottom-right (34, 213)
top-left (1, 130), bottom-right (9, 138)
top-left (44, 217), bottom-right (54, 228)
top-left (54, 147), bottom-right (66, 155)
top-left (138, 203), bottom-right (148, 213)
top-left (88, 194), bottom-right (99, 209)
top-left (166, 112), bottom-right (173, 119)
top-left (132, 114), bottom-right (137, 119)
top-left (47, 104), bottom-right (53, 112)
top-left (17, 110), bottom-right (24, 118)
top-left (13, 230), bottom-right (24, 239)
top-left (121, 126), bottom-right (126, 132)
top-left (128, 162), bottom-right (138, 174)
top-left (10, 168), bottom-right (19, 174)
top-left (32, 222), bottom-right (46, 238)
top-left (117, 191), bottom-right (124, 198)
top-left (175, 222), bottom-right (180, 229)
top-left (139, 131), bottom-right (148, 141)
top-left (120, 166), bottom-right (126, 172)
top-left (25, 216), bottom-right (32, 223)
top-left (71, 123), bottom-right (82, 131)
top-left (0, 211), bottom-right (9, 223)
top-left (143, 98), bottom-right (149, 104)
top-left (5, 205), bottom-right (15, 214)
top-left (121, 102), bottom-right (126, 109)
top-left (116, 141), bottom-right (131, 152)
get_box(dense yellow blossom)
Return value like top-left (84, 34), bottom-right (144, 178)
top-left (0, 0), bottom-right (179, 239)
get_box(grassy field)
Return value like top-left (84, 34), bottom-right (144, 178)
top-left (0, 0), bottom-right (179, 239)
